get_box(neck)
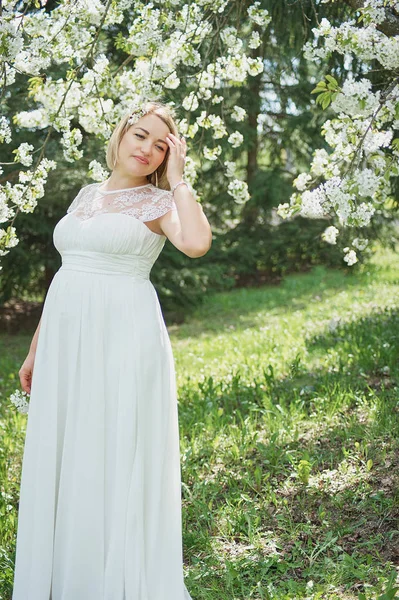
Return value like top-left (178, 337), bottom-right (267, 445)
top-left (105, 169), bottom-right (150, 190)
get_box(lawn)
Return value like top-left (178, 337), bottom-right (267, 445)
top-left (1, 245), bottom-right (399, 599)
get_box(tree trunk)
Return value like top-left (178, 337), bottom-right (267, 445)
top-left (241, 49), bottom-right (263, 229)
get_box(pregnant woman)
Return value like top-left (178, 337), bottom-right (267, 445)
top-left (13, 99), bottom-right (212, 599)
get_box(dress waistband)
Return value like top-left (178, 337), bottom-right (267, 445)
top-left (59, 250), bottom-right (151, 280)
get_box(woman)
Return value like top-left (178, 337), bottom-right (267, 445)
top-left (14, 100), bottom-right (212, 599)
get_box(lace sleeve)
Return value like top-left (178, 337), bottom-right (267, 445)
top-left (66, 187), bottom-right (84, 214)
top-left (125, 188), bottom-right (178, 222)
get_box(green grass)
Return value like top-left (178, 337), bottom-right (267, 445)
top-left (1, 245), bottom-right (399, 599)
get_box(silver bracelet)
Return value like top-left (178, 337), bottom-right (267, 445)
top-left (171, 180), bottom-right (188, 195)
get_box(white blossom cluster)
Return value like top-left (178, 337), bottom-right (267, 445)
top-left (0, 0), bottom-right (271, 265)
top-left (322, 225), bottom-right (339, 245)
top-left (9, 389), bottom-right (30, 414)
top-left (13, 143), bottom-right (34, 167)
top-left (88, 160), bottom-right (109, 182)
top-left (227, 179), bottom-right (250, 204)
top-left (247, 1), bottom-right (272, 27)
top-left (0, 117), bottom-right (12, 144)
top-left (0, 157), bottom-right (56, 267)
top-left (231, 105), bottom-right (247, 122)
top-left (228, 131), bottom-right (244, 148)
top-left (343, 248), bottom-right (358, 266)
top-left (203, 145), bottom-right (222, 161)
top-left (278, 1), bottom-right (399, 265)
top-left (224, 161), bottom-right (237, 178)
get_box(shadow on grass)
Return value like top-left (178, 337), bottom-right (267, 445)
top-left (180, 307), bottom-right (399, 597)
top-left (170, 262), bottom-right (388, 337)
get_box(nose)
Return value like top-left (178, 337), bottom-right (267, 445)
top-left (139, 141), bottom-right (152, 156)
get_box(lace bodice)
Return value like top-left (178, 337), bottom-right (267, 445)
top-left (67, 182), bottom-right (177, 223)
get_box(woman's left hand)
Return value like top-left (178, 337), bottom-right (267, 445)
top-left (165, 133), bottom-right (187, 187)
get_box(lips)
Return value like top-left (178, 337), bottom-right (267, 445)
top-left (133, 156), bottom-right (149, 165)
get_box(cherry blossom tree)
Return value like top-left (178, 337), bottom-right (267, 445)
top-left (0, 0), bottom-right (271, 269)
top-left (277, 0), bottom-right (399, 265)
top-left (1, 0), bottom-right (398, 271)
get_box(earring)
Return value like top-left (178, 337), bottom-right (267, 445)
top-left (155, 170), bottom-right (158, 187)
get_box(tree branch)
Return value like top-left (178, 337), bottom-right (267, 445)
top-left (342, 0), bottom-right (399, 37)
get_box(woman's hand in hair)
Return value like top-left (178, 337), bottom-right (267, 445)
top-left (165, 133), bottom-right (187, 187)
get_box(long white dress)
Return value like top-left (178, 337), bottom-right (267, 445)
top-left (12, 182), bottom-right (192, 600)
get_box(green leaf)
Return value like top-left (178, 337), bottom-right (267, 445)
top-left (315, 92), bottom-right (328, 105)
top-left (311, 81), bottom-right (327, 94)
top-left (311, 85), bottom-right (326, 94)
top-left (379, 588), bottom-right (399, 600)
top-left (325, 74), bottom-right (339, 89)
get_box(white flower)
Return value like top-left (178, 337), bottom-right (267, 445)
top-left (211, 95), bottom-right (224, 104)
top-left (247, 2), bottom-right (271, 27)
top-left (224, 161), bottom-right (237, 178)
top-left (276, 202), bottom-right (292, 219)
top-left (352, 237), bottom-right (369, 251)
top-left (293, 173), bottom-right (312, 191)
top-left (208, 114), bottom-right (227, 138)
top-left (14, 108), bottom-right (50, 129)
top-left (343, 248), bottom-right (358, 266)
top-left (322, 225), bottom-right (339, 244)
top-left (248, 31), bottom-right (261, 49)
top-left (182, 92), bottom-right (199, 111)
top-left (10, 389), bottom-right (30, 413)
top-left (269, 207), bottom-right (283, 227)
top-left (231, 105), bottom-right (246, 122)
top-left (0, 116), bottom-right (12, 143)
top-left (318, 18), bottom-right (332, 35)
top-left (353, 168), bottom-right (380, 198)
top-left (310, 149), bottom-right (330, 177)
top-left (227, 179), bottom-right (250, 204)
top-left (228, 131), bottom-right (243, 148)
top-left (220, 27), bottom-right (242, 53)
top-left (300, 188), bottom-right (327, 218)
top-left (223, 54), bottom-right (248, 83)
top-left (183, 156), bottom-right (198, 186)
top-left (331, 78), bottom-right (379, 118)
top-left (88, 160), bottom-right (109, 182)
top-left (197, 87), bottom-right (212, 101)
top-left (363, 129), bottom-right (393, 153)
top-left (246, 56), bottom-right (264, 76)
top-left (92, 54), bottom-right (109, 76)
top-left (13, 143), bottom-right (34, 167)
top-left (177, 118), bottom-right (199, 139)
top-left (203, 145), bottom-right (222, 161)
top-left (78, 98), bottom-right (114, 137)
top-left (0, 225), bottom-right (19, 252)
top-left (61, 128), bottom-right (83, 163)
top-left (164, 72), bottom-right (180, 89)
top-left (196, 111), bottom-right (211, 129)
top-left (351, 202), bottom-right (375, 226)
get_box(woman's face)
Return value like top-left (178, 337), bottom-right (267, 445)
top-left (116, 113), bottom-right (170, 177)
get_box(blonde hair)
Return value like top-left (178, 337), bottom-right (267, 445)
top-left (106, 100), bottom-right (179, 191)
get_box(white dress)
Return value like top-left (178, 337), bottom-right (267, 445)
top-left (12, 182), bottom-right (192, 600)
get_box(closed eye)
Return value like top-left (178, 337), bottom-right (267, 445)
top-left (134, 133), bottom-right (165, 152)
